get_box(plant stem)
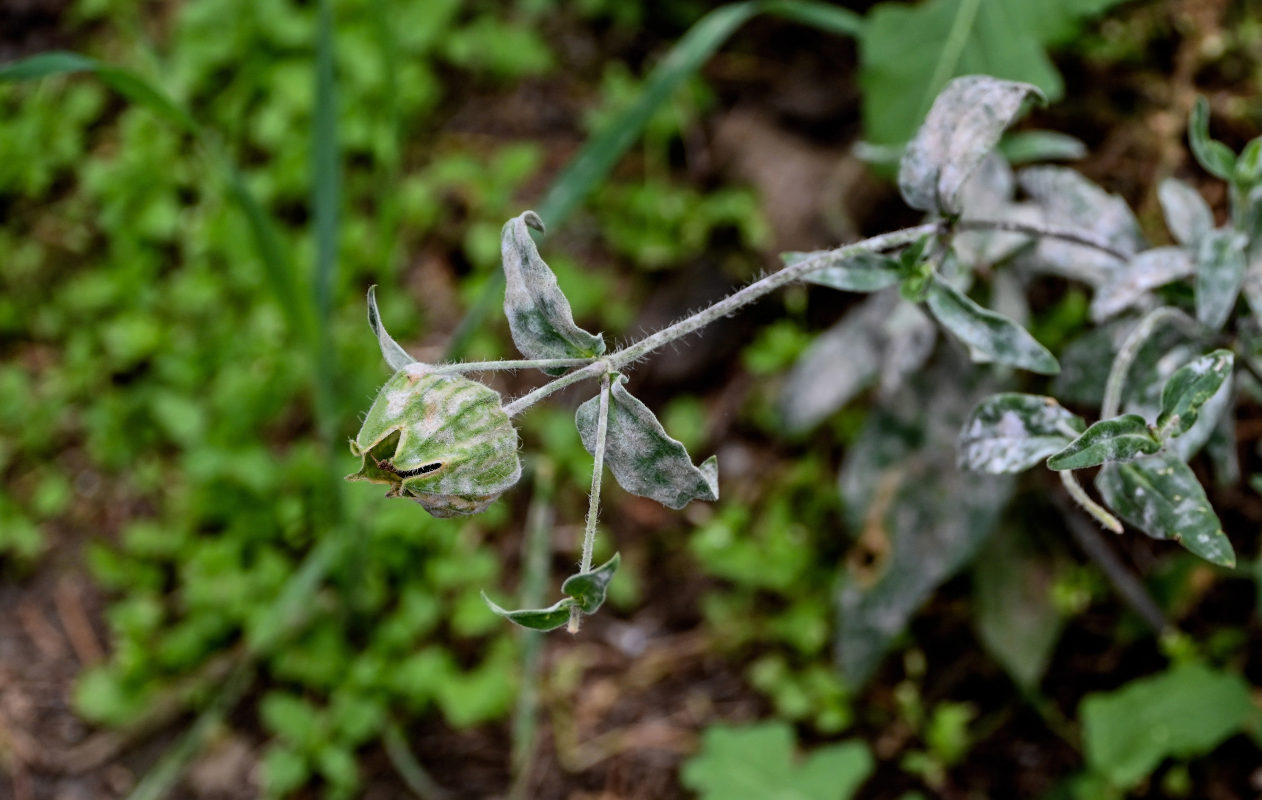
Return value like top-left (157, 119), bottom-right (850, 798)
top-left (504, 224), bottom-right (937, 417)
top-left (1059, 470), bottom-right (1123, 534)
top-left (1102, 306), bottom-right (1198, 418)
top-left (954, 219), bottom-right (1131, 262)
top-left (569, 372), bottom-right (611, 634)
top-left (432, 358), bottom-right (594, 375)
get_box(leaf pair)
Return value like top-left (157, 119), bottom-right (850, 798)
top-left (482, 553), bottom-right (620, 632)
top-left (1046, 350), bottom-right (1233, 470)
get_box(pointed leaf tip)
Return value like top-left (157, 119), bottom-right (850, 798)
top-left (366, 286), bottom-right (418, 372)
top-left (1046, 414), bottom-right (1160, 471)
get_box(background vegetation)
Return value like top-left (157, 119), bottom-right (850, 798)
top-left (0, 0), bottom-right (1259, 798)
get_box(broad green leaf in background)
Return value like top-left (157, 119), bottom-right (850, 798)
top-left (780, 291), bottom-right (934, 432)
top-left (925, 275), bottom-right (1059, 374)
top-left (1188, 96), bottom-right (1236, 181)
top-left (680, 722), bottom-right (873, 800)
top-left (1089, 247), bottom-right (1193, 322)
top-left (837, 355), bottom-right (1013, 685)
top-left (1155, 349), bottom-right (1233, 440)
top-left (897, 75), bottom-right (1042, 215)
top-left (1081, 663), bottom-right (1252, 788)
top-left (1194, 228), bottom-right (1247, 331)
top-left (1045, 414), bottom-right (1159, 471)
top-left (859, 0), bottom-right (1125, 147)
top-left (1018, 166), bottom-right (1141, 286)
top-left (365, 287), bottom-right (416, 371)
top-left (575, 375), bottom-right (718, 510)
top-left (1096, 451), bottom-right (1234, 567)
top-left (790, 249), bottom-right (902, 293)
top-left (501, 211), bottom-right (605, 373)
top-left (957, 393), bottom-right (1085, 474)
top-left (1157, 178), bottom-right (1213, 246)
top-left (973, 531), bottom-right (1066, 689)
top-left (482, 553), bottom-right (620, 632)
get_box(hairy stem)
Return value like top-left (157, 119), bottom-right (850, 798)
top-left (1059, 470), bottom-right (1123, 534)
top-left (504, 224), bottom-right (937, 416)
top-left (954, 219), bottom-right (1132, 262)
top-left (569, 372), bottom-right (611, 634)
top-left (1102, 307), bottom-right (1199, 419)
top-left (432, 357), bottom-right (594, 375)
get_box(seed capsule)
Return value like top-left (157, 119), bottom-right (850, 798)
top-left (347, 364), bottom-right (521, 517)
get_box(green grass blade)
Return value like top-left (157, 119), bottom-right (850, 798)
top-left (763, 0), bottom-right (866, 35)
top-left (312, 0), bottom-right (341, 326)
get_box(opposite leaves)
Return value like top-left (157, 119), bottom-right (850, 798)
top-left (501, 211), bottom-right (606, 373)
top-left (899, 75), bottom-right (1044, 216)
top-left (481, 553), bottom-right (621, 632)
top-left (576, 374), bottom-right (719, 510)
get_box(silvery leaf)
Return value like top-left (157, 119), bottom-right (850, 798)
top-left (1157, 178), bottom-right (1213, 246)
top-left (1090, 247), bottom-right (1193, 322)
top-left (1155, 349), bottom-right (1233, 441)
top-left (1096, 451), bottom-right (1234, 567)
top-left (576, 375), bottom-right (718, 510)
top-left (1019, 166), bottom-right (1142, 285)
top-left (1194, 228), bottom-right (1247, 331)
top-left (1172, 371), bottom-right (1232, 463)
top-left (954, 155), bottom-right (1039, 267)
top-left (502, 210), bottom-right (605, 373)
top-left (790, 249), bottom-right (902, 293)
top-left (779, 291), bottom-right (933, 432)
top-left (366, 286), bottom-right (417, 371)
top-left (958, 393), bottom-right (1085, 474)
top-left (925, 275), bottom-right (1059, 374)
top-left (1046, 414), bottom-right (1160, 471)
top-left (899, 75), bottom-right (1044, 216)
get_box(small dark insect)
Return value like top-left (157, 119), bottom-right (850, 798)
top-left (376, 459), bottom-right (443, 478)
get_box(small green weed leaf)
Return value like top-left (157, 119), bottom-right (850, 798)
top-left (366, 287), bottom-right (416, 371)
top-left (1018, 166), bottom-right (1142, 285)
top-left (998, 129), bottom-right (1087, 163)
top-left (480, 593), bottom-right (573, 632)
top-left (957, 393), bottom-right (1085, 474)
top-left (925, 275), bottom-right (1059, 374)
top-left (781, 291), bottom-right (934, 432)
top-left (1236, 135), bottom-right (1262, 186)
top-left (1188, 96), bottom-right (1236, 181)
top-left (1156, 349), bottom-right (1233, 440)
top-left (681, 722), bottom-right (873, 800)
top-left (1082, 663), bottom-right (1252, 788)
top-left (501, 211), bottom-right (605, 374)
top-left (1157, 178), bottom-right (1213, 246)
top-left (1089, 247), bottom-right (1193, 322)
top-left (789, 250), bottom-right (902, 293)
top-left (1096, 451), bottom-right (1234, 566)
top-left (1194, 228), bottom-right (1247, 331)
top-left (898, 75), bottom-right (1043, 215)
top-left (576, 374), bottom-right (718, 509)
top-left (1045, 414), bottom-right (1159, 471)
top-left (560, 552), bottom-right (620, 614)
top-left (973, 533), bottom-right (1066, 689)
top-left (348, 368), bottom-right (521, 517)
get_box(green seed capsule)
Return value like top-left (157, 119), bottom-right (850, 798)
top-left (347, 365), bottom-right (521, 517)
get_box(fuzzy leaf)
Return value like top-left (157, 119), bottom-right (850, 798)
top-left (501, 211), bottom-right (605, 373)
top-left (1096, 451), bottom-right (1235, 566)
top-left (1090, 247), bottom-right (1194, 322)
top-left (1157, 178), bottom-right (1213, 246)
top-left (1155, 350), bottom-right (1233, 440)
top-left (790, 250), bottom-right (902, 293)
top-left (576, 375), bottom-right (718, 509)
top-left (1018, 166), bottom-right (1141, 285)
top-left (1188, 96), bottom-right (1236, 181)
top-left (480, 594), bottom-right (573, 632)
top-left (560, 553), bottom-right (620, 614)
top-left (1194, 228), bottom-right (1247, 331)
top-left (899, 75), bottom-right (1043, 215)
top-left (1046, 414), bottom-right (1160, 470)
top-left (958, 393), bottom-right (1085, 474)
top-left (366, 287), bottom-right (416, 371)
top-left (925, 275), bottom-right (1059, 374)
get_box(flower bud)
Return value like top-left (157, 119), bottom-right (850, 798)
top-left (347, 364), bottom-right (521, 517)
